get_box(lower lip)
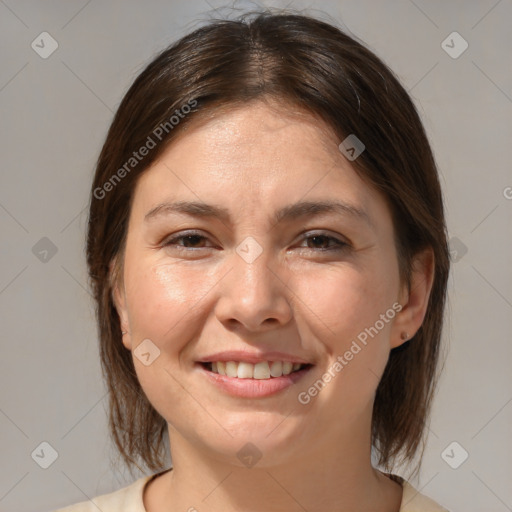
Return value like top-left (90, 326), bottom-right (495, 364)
top-left (197, 363), bottom-right (313, 398)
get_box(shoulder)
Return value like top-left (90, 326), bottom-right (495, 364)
top-left (51, 474), bottom-right (154, 512)
top-left (397, 476), bottom-right (451, 512)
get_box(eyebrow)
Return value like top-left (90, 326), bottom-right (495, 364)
top-left (144, 199), bottom-right (373, 229)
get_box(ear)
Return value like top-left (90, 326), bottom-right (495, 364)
top-left (391, 247), bottom-right (435, 349)
top-left (110, 258), bottom-right (132, 350)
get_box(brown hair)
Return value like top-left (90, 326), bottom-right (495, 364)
top-left (86, 9), bottom-right (450, 478)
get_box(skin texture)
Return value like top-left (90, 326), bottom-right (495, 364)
top-left (113, 100), bottom-right (434, 512)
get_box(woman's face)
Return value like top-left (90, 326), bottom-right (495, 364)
top-left (113, 101), bottom-right (413, 467)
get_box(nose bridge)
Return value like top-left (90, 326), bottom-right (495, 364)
top-left (235, 236), bottom-right (276, 295)
top-left (215, 235), bottom-right (292, 330)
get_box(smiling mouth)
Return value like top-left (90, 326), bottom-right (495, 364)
top-left (199, 361), bottom-right (313, 379)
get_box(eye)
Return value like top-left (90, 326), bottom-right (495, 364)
top-left (161, 230), bottom-right (349, 253)
top-left (298, 232), bottom-right (349, 251)
top-left (162, 231), bottom-right (213, 250)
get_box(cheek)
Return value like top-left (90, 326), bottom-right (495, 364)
top-left (124, 260), bottom-right (214, 344)
top-left (123, 261), bottom-right (214, 420)
top-left (290, 261), bottom-right (397, 406)
top-left (291, 262), bottom-right (395, 347)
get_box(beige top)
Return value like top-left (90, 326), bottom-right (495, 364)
top-left (53, 470), bottom-right (449, 511)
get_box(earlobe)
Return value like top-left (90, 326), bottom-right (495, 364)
top-left (391, 247), bottom-right (435, 349)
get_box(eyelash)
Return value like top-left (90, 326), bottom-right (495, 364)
top-left (162, 231), bottom-right (349, 252)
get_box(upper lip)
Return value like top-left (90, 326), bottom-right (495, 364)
top-left (196, 350), bottom-right (314, 365)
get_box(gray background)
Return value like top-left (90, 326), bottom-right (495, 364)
top-left (1, 1), bottom-right (511, 511)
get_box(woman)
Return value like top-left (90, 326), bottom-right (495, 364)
top-left (55, 10), bottom-right (450, 512)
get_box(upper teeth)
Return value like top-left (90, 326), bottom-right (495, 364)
top-left (210, 361), bottom-right (303, 379)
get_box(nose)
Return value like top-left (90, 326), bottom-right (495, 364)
top-left (214, 241), bottom-right (293, 332)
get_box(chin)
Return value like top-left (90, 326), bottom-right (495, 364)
top-left (201, 411), bottom-right (309, 465)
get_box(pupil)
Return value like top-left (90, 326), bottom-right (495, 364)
top-left (185, 235), bottom-right (202, 247)
top-left (310, 235), bottom-right (327, 248)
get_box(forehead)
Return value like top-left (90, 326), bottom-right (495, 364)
top-left (130, 101), bottom-right (391, 229)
